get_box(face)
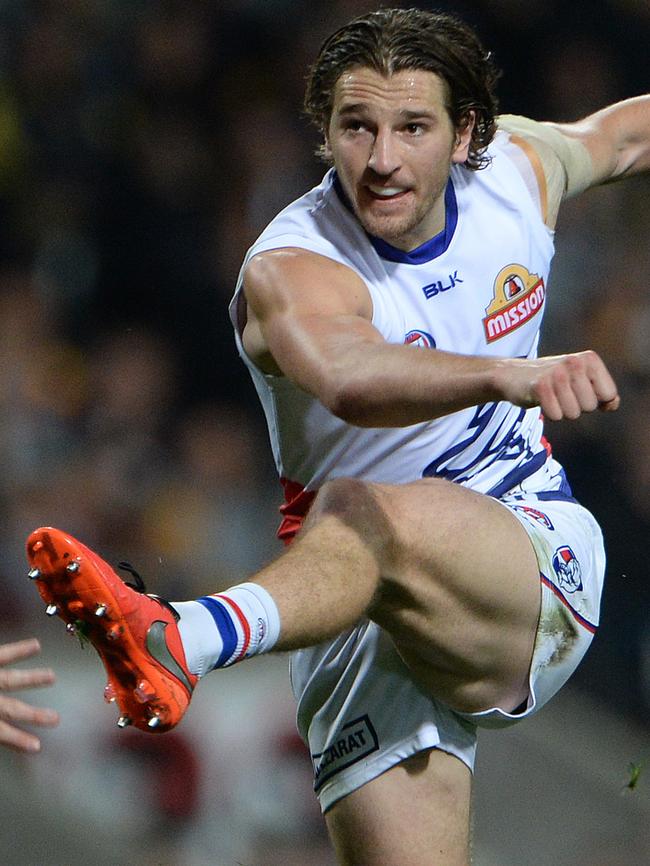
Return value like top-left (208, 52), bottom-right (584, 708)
top-left (325, 67), bottom-right (474, 251)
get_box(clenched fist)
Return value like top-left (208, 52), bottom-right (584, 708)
top-left (495, 350), bottom-right (620, 420)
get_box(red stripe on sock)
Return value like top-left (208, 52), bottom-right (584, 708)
top-left (215, 594), bottom-right (251, 660)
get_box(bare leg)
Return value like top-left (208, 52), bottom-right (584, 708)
top-left (254, 476), bottom-right (540, 713)
top-left (326, 748), bottom-right (472, 866)
top-left (255, 479), bottom-right (386, 645)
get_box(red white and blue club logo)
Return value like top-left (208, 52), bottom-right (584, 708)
top-left (513, 505), bottom-right (554, 531)
top-left (404, 329), bottom-right (436, 348)
top-left (552, 546), bottom-right (583, 593)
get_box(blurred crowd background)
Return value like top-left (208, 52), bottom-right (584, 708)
top-left (0, 1), bottom-right (648, 864)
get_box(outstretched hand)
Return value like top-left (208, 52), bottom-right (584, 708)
top-left (497, 350), bottom-right (620, 420)
top-left (0, 638), bottom-right (59, 753)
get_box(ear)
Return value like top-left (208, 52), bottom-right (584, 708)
top-left (451, 110), bottom-right (476, 164)
top-left (322, 128), bottom-right (333, 161)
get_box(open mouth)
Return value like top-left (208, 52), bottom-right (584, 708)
top-left (366, 185), bottom-right (410, 201)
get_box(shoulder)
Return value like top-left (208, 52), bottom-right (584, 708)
top-left (496, 114), bottom-right (594, 228)
top-left (497, 115), bottom-right (594, 193)
top-left (245, 247), bottom-right (371, 319)
top-left (245, 169), bottom-right (370, 271)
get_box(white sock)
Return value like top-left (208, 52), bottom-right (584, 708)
top-left (173, 582), bottom-right (281, 677)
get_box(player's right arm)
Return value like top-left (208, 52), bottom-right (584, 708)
top-left (241, 248), bottom-right (619, 427)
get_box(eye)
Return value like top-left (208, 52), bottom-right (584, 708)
top-left (343, 119), bottom-right (366, 133)
top-left (404, 122), bottom-right (425, 135)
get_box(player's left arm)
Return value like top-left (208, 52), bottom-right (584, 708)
top-left (546, 94), bottom-right (650, 187)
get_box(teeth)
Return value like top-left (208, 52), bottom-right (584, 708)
top-left (369, 186), bottom-right (404, 197)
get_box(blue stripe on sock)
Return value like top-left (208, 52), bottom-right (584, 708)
top-left (197, 596), bottom-right (238, 668)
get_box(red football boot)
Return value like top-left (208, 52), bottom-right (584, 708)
top-left (26, 527), bottom-right (197, 733)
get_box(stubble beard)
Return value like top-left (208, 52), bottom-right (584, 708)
top-left (354, 191), bottom-right (442, 250)
top-left (352, 161), bottom-right (452, 249)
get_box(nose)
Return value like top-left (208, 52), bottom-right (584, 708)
top-left (367, 128), bottom-right (400, 176)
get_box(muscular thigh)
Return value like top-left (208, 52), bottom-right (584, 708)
top-left (325, 747), bottom-right (472, 866)
top-left (366, 479), bottom-right (541, 713)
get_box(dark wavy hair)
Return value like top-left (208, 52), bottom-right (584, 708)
top-left (304, 7), bottom-right (500, 170)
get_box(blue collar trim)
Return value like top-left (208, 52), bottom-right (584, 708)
top-left (332, 171), bottom-right (458, 265)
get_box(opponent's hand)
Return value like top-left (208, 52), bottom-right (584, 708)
top-left (496, 350), bottom-right (620, 420)
top-left (0, 638), bottom-right (59, 753)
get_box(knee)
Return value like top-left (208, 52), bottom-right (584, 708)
top-left (307, 477), bottom-right (373, 525)
top-left (306, 477), bottom-right (395, 557)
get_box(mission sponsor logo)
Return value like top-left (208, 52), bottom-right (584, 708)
top-left (311, 715), bottom-right (379, 791)
top-left (552, 545), bottom-right (583, 593)
top-left (483, 264), bottom-right (545, 343)
top-left (404, 329), bottom-right (436, 348)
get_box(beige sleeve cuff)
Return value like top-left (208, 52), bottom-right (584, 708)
top-left (497, 114), bottom-right (595, 226)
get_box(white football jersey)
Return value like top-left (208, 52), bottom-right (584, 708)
top-left (229, 127), bottom-right (571, 535)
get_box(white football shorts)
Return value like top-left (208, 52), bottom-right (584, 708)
top-left (289, 493), bottom-right (605, 812)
